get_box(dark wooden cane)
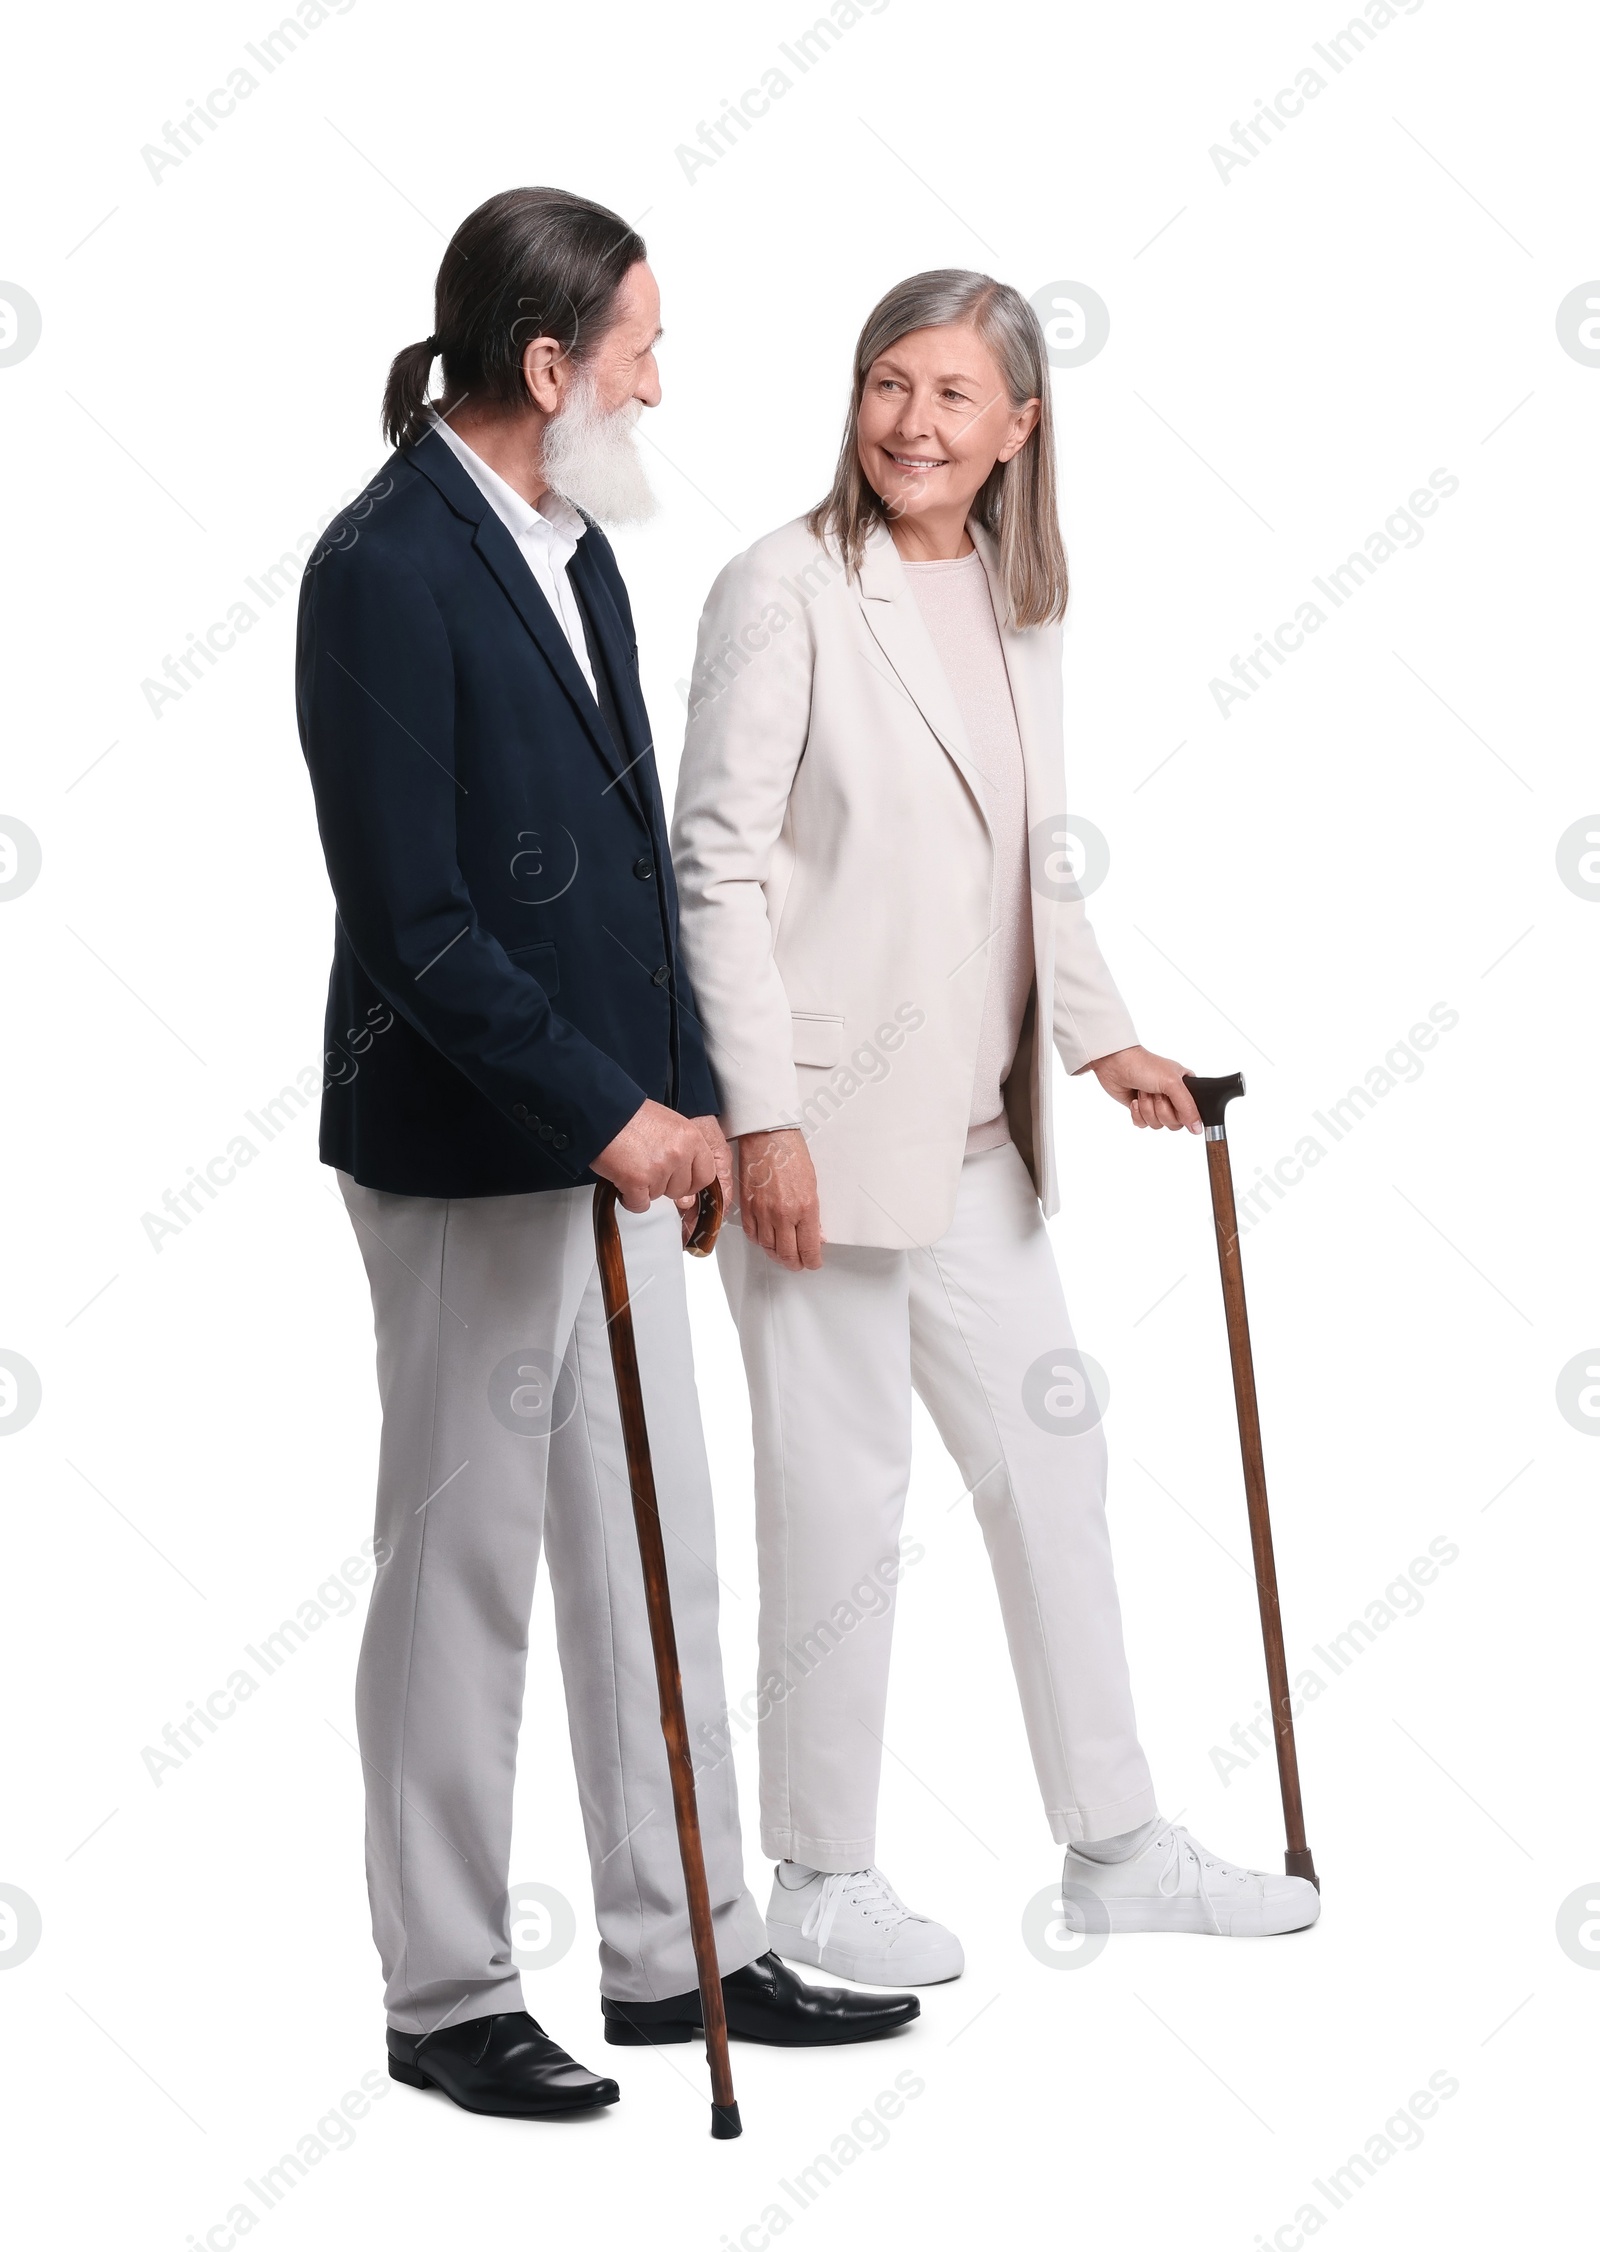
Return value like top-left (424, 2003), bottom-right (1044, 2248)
top-left (592, 1176), bottom-right (742, 2137)
top-left (1183, 1074), bottom-right (1320, 1891)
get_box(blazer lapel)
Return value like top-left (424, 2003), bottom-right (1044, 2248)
top-left (406, 429), bottom-right (642, 809)
top-left (853, 522), bottom-right (989, 826)
top-left (966, 522), bottom-right (1065, 1003)
top-left (968, 522), bottom-right (1059, 826)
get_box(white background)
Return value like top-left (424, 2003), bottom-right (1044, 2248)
top-left (2, 1), bottom-right (1595, 2245)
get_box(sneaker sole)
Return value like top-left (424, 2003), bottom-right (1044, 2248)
top-left (766, 1929), bottom-right (966, 1986)
top-left (1079, 1896), bottom-right (1320, 1937)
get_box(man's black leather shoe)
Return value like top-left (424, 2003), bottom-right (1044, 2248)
top-left (387, 2012), bottom-right (619, 2117)
top-left (601, 1950), bottom-right (919, 2047)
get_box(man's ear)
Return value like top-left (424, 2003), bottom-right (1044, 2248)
top-left (520, 334), bottom-right (569, 417)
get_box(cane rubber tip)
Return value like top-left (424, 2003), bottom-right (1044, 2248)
top-left (1285, 1847), bottom-right (1319, 1892)
top-left (711, 2102), bottom-right (743, 2139)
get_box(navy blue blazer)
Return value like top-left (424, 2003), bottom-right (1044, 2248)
top-left (295, 427), bottom-right (718, 1197)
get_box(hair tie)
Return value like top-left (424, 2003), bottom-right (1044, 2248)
top-left (424, 336), bottom-right (442, 356)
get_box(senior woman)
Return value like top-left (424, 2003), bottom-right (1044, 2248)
top-left (671, 270), bottom-right (1319, 1984)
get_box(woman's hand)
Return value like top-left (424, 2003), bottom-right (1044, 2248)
top-left (1087, 1045), bottom-right (1203, 1132)
top-left (736, 1129), bottom-right (824, 1271)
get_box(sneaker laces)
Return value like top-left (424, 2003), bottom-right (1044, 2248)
top-left (1151, 1823), bottom-right (1224, 1935)
top-left (799, 1867), bottom-right (921, 1953)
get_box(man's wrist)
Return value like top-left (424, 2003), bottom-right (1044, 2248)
top-left (587, 1092), bottom-right (652, 1170)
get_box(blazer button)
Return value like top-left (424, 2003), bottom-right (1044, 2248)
top-left (552, 1132), bottom-right (570, 1151)
top-left (633, 856), bottom-right (655, 881)
top-left (512, 1103), bottom-right (529, 1121)
top-left (538, 1123), bottom-right (554, 1141)
top-left (651, 963), bottom-right (671, 987)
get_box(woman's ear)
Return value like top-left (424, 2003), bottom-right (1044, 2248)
top-left (997, 396), bottom-right (1042, 463)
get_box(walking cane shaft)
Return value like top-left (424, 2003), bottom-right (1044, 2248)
top-left (1184, 1076), bottom-right (1319, 1890)
top-left (592, 1177), bottom-right (741, 2137)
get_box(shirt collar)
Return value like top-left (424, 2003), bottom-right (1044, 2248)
top-left (430, 413), bottom-right (588, 559)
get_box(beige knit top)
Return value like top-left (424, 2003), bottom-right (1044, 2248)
top-left (902, 548), bottom-right (1033, 1154)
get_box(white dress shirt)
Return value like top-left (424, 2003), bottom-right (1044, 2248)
top-left (431, 415), bottom-right (597, 696)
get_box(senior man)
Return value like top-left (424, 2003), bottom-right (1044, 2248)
top-left (296, 186), bottom-right (916, 2120)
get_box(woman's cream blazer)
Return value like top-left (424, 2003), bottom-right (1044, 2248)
top-left (670, 514), bottom-right (1137, 1249)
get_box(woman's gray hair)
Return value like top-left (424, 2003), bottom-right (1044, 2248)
top-left (807, 269), bottom-right (1067, 628)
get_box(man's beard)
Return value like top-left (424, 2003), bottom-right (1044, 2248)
top-left (542, 372), bottom-right (658, 525)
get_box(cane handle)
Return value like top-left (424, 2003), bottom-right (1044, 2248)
top-left (685, 1178), bottom-right (724, 1258)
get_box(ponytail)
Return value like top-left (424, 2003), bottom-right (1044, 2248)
top-left (380, 188), bottom-right (647, 456)
top-left (382, 336), bottom-right (441, 450)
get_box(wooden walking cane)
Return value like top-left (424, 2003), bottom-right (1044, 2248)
top-left (1182, 1074), bottom-right (1320, 1891)
top-left (592, 1176), bottom-right (742, 2138)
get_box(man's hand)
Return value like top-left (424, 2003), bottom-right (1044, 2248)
top-left (1087, 1044), bottom-right (1203, 1132)
top-left (679, 1115), bottom-right (733, 1246)
top-left (736, 1128), bottom-right (823, 1272)
top-left (592, 1099), bottom-right (721, 1213)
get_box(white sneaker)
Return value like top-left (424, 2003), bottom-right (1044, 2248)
top-left (765, 1863), bottom-right (965, 1985)
top-left (1063, 1822), bottom-right (1321, 1937)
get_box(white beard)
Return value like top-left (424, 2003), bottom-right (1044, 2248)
top-left (542, 373), bottom-right (658, 525)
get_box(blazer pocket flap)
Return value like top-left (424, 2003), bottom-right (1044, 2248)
top-left (505, 940), bottom-right (560, 995)
top-left (790, 1010), bottom-right (844, 1069)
